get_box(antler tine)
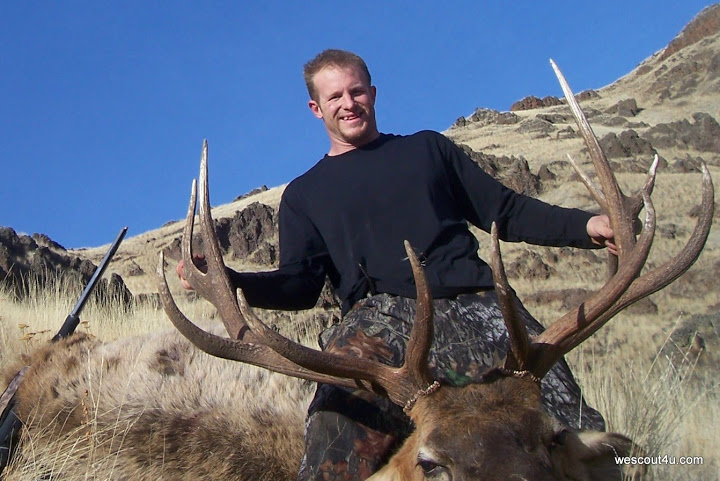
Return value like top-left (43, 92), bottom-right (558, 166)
top-left (156, 251), bottom-right (381, 390)
top-left (566, 154), bottom-right (607, 212)
top-left (604, 163), bottom-right (714, 314)
top-left (628, 154), bottom-right (659, 216)
top-left (226, 242), bottom-right (438, 406)
top-left (182, 141), bottom-right (247, 340)
top-left (606, 154), bottom-right (659, 239)
top-left (489, 223), bottom-right (531, 371)
top-left (402, 240), bottom-right (434, 390)
top-left (550, 60), bottom-right (637, 260)
top-left (525, 64), bottom-right (715, 378)
top-left (234, 271), bottom-right (433, 406)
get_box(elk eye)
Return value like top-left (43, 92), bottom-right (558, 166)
top-left (417, 459), bottom-right (448, 479)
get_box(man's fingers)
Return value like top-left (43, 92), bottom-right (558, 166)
top-left (176, 258), bottom-right (193, 290)
top-left (605, 240), bottom-right (618, 256)
top-left (176, 259), bottom-right (186, 278)
top-left (194, 254), bottom-right (208, 273)
top-left (175, 255), bottom-right (208, 291)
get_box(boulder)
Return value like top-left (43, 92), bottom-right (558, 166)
top-left (598, 129), bottom-right (657, 159)
top-left (604, 98), bottom-right (641, 117)
top-left (457, 144), bottom-right (541, 196)
top-left (510, 95), bottom-right (563, 112)
top-left (165, 202), bottom-right (279, 265)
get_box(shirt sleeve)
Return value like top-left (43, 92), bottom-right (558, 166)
top-left (438, 133), bottom-right (597, 248)
top-left (226, 185), bottom-right (330, 310)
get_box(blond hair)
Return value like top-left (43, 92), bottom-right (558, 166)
top-left (303, 49), bottom-right (372, 101)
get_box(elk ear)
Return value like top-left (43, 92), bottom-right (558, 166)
top-left (550, 430), bottom-right (645, 480)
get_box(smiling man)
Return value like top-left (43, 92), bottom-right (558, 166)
top-left (305, 55), bottom-right (380, 155)
top-left (179, 49), bottom-right (615, 481)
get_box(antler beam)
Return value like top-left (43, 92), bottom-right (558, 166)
top-left (492, 61), bottom-right (714, 378)
top-left (157, 142), bottom-right (437, 408)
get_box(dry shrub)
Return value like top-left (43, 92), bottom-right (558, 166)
top-left (568, 321), bottom-right (719, 481)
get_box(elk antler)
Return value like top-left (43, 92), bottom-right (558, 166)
top-left (492, 61), bottom-right (715, 378)
top-left (157, 141), bottom-right (435, 407)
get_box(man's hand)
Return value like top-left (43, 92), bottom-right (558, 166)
top-left (176, 254), bottom-right (207, 290)
top-left (586, 215), bottom-right (618, 255)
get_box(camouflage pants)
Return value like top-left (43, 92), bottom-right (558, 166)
top-left (297, 291), bottom-right (605, 481)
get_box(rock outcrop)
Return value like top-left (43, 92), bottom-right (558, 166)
top-left (0, 227), bottom-right (132, 306)
top-left (457, 144), bottom-right (541, 196)
top-left (510, 95), bottom-right (563, 112)
top-left (642, 112), bottom-right (720, 152)
top-left (660, 4), bottom-right (720, 61)
top-left (164, 202), bottom-right (279, 265)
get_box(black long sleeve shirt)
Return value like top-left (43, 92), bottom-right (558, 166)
top-left (229, 131), bottom-right (596, 314)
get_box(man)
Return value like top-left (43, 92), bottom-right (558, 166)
top-left (179, 49), bottom-right (615, 481)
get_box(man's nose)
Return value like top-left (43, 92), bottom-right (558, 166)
top-left (340, 92), bottom-right (355, 109)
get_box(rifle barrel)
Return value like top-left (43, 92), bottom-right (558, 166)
top-left (52, 226), bottom-right (128, 341)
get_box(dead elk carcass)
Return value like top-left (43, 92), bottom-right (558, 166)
top-left (2, 62), bottom-right (715, 480)
top-left (1, 328), bottom-right (312, 480)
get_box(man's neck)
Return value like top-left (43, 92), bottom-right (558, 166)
top-left (327, 132), bottom-right (381, 156)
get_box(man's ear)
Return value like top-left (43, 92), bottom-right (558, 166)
top-left (308, 100), bottom-right (323, 119)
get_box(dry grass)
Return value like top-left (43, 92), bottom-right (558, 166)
top-left (1, 273), bottom-right (315, 480)
top-left (1, 271), bottom-right (718, 480)
top-left (1, 274), bottom-right (164, 362)
top-left (567, 324), bottom-right (719, 481)
top-left (3, 409), bottom-right (142, 480)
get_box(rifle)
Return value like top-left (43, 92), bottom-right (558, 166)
top-left (0, 226), bottom-right (127, 473)
top-left (52, 227), bottom-right (128, 341)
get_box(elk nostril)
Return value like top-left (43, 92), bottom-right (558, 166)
top-left (551, 429), bottom-right (569, 447)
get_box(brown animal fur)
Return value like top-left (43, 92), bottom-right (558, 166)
top-left (3, 338), bottom-right (639, 480)
top-left (2, 329), bottom-right (310, 480)
top-left (371, 374), bottom-right (636, 481)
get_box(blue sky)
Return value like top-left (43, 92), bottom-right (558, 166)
top-left (1, 1), bottom-right (714, 248)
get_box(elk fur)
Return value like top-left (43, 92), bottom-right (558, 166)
top-left (3, 334), bottom-right (641, 481)
top-left (2, 328), bottom-right (310, 480)
top-left (370, 374), bottom-right (637, 481)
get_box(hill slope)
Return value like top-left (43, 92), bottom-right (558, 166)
top-left (54, 4), bottom-right (720, 367)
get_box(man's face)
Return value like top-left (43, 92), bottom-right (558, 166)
top-left (308, 65), bottom-right (378, 155)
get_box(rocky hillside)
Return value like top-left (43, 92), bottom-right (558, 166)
top-left (443, 4), bottom-right (720, 363)
top-left (2, 5), bottom-right (718, 365)
top-left (0, 227), bottom-right (132, 305)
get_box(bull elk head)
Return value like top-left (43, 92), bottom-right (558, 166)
top-left (157, 62), bottom-right (714, 480)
